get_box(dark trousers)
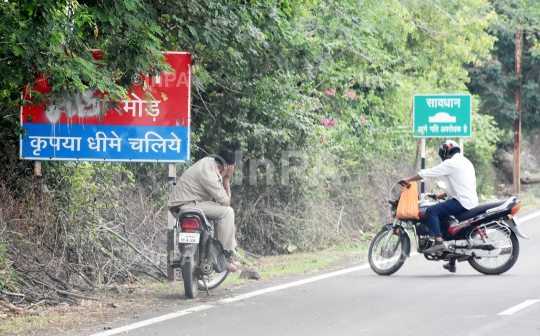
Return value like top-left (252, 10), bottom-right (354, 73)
top-left (425, 199), bottom-right (467, 237)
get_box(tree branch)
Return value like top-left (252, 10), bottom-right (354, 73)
top-left (448, 0), bottom-right (489, 21)
top-left (100, 226), bottom-right (167, 279)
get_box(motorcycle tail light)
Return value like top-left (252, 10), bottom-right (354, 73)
top-left (182, 218), bottom-right (200, 229)
top-left (511, 203), bottom-right (522, 214)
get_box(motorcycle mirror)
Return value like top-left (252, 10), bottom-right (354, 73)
top-left (436, 181), bottom-right (446, 189)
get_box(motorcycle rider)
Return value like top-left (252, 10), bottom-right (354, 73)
top-left (168, 149), bottom-right (241, 272)
top-left (399, 140), bottom-right (478, 273)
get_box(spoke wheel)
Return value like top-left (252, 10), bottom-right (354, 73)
top-left (198, 270), bottom-right (229, 290)
top-left (369, 226), bottom-right (408, 276)
top-left (181, 248), bottom-right (199, 299)
top-left (468, 228), bottom-right (519, 275)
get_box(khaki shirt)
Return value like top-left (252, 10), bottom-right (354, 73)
top-left (168, 157), bottom-right (229, 207)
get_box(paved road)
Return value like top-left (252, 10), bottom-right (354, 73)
top-left (94, 212), bottom-right (540, 336)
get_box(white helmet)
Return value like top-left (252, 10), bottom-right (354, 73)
top-left (438, 140), bottom-right (460, 161)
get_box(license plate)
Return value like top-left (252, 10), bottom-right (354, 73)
top-left (179, 233), bottom-right (200, 244)
top-left (513, 217), bottom-right (521, 226)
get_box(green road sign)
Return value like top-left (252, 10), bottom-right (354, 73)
top-left (413, 94), bottom-right (471, 138)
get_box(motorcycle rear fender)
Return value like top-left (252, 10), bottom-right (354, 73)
top-left (179, 243), bottom-right (198, 264)
top-left (383, 223), bottom-right (411, 258)
top-left (502, 217), bottom-right (529, 239)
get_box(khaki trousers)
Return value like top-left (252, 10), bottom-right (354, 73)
top-left (181, 201), bottom-right (237, 251)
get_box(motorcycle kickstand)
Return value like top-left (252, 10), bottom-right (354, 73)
top-left (201, 276), bottom-right (210, 297)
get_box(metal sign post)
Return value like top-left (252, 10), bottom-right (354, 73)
top-left (167, 163), bottom-right (177, 282)
top-left (421, 138), bottom-right (426, 194)
top-left (34, 161), bottom-right (41, 177)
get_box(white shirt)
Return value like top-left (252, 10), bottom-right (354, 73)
top-left (418, 153), bottom-right (478, 210)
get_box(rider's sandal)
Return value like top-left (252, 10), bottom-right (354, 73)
top-left (228, 263), bottom-right (238, 272)
top-left (224, 250), bottom-right (240, 272)
top-left (423, 240), bottom-right (446, 254)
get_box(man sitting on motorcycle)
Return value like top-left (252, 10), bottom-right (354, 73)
top-left (399, 140), bottom-right (478, 273)
top-left (168, 149), bottom-right (241, 272)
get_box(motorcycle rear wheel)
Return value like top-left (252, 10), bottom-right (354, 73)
top-left (198, 270), bottom-right (229, 290)
top-left (468, 231), bottom-right (519, 275)
top-left (369, 226), bottom-right (408, 276)
top-left (181, 248), bottom-right (199, 299)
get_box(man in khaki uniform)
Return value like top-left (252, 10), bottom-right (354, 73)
top-left (168, 149), bottom-right (240, 271)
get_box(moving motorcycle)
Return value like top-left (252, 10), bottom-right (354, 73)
top-left (368, 182), bottom-right (528, 276)
top-left (174, 208), bottom-right (230, 298)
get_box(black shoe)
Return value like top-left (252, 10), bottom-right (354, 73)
top-left (223, 250), bottom-right (233, 263)
top-left (423, 241), bottom-right (446, 254)
top-left (443, 263), bottom-right (456, 273)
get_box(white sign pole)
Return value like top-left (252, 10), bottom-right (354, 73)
top-left (167, 163), bottom-right (177, 282)
top-left (34, 161), bottom-right (41, 177)
top-left (421, 138), bottom-right (426, 196)
top-left (459, 138), bottom-right (464, 156)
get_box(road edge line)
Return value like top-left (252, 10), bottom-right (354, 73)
top-left (218, 263), bottom-right (371, 304)
top-left (89, 250), bottom-right (422, 334)
top-left (516, 209), bottom-right (540, 223)
top-left (89, 304), bottom-right (214, 336)
top-left (497, 300), bottom-right (539, 316)
top-left (220, 252), bottom-right (420, 304)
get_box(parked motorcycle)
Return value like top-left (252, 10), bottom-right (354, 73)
top-left (175, 208), bottom-right (230, 298)
top-left (368, 182), bottom-right (528, 276)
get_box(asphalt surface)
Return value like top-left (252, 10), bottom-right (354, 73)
top-left (93, 212), bottom-right (540, 336)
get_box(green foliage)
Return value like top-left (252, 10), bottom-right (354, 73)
top-left (0, 0), bottom-right (519, 260)
top-left (467, 107), bottom-right (503, 196)
top-left (467, 0), bottom-right (540, 136)
top-left (0, 239), bottom-right (18, 292)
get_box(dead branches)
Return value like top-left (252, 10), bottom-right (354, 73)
top-left (0, 164), bottom-right (170, 308)
top-left (0, 300), bottom-right (38, 315)
top-left (100, 226), bottom-right (167, 279)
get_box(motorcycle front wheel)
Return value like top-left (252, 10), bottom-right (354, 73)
top-left (181, 248), bottom-right (199, 299)
top-left (369, 226), bottom-right (408, 276)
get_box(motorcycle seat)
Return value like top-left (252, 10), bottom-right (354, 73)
top-left (454, 200), bottom-right (506, 222)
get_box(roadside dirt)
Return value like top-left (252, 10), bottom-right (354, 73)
top-left (0, 250), bottom-right (367, 336)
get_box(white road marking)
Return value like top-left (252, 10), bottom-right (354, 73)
top-left (87, 246), bottom-right (416, 334)
top-left (219, 264), bottom-right (370, 304)
top-left (87, 261), bottom-right (384, 335)
top-left (89, 305), bottom-right (213, 336)
top-left (497, 300), bottom-right (539, 316)
top-left (219, 251), bottom-right (419, 304)
top-left (516, 210), bottom-right (540, 223)
top-left (88, 248), bottom-right (422, 335)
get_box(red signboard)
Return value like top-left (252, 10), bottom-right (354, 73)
top-left (20, 51), bottom-right (192, 162)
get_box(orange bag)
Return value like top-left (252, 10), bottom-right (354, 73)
top-left (395, 182), bottom-right (419, 219)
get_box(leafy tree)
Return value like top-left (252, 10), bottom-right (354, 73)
top-left (0, 0), bottom-right (507, 257)
top-left (0, 0), bottom-right (167, 180)
top-left (467, 0), bottom-right (540, 135)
